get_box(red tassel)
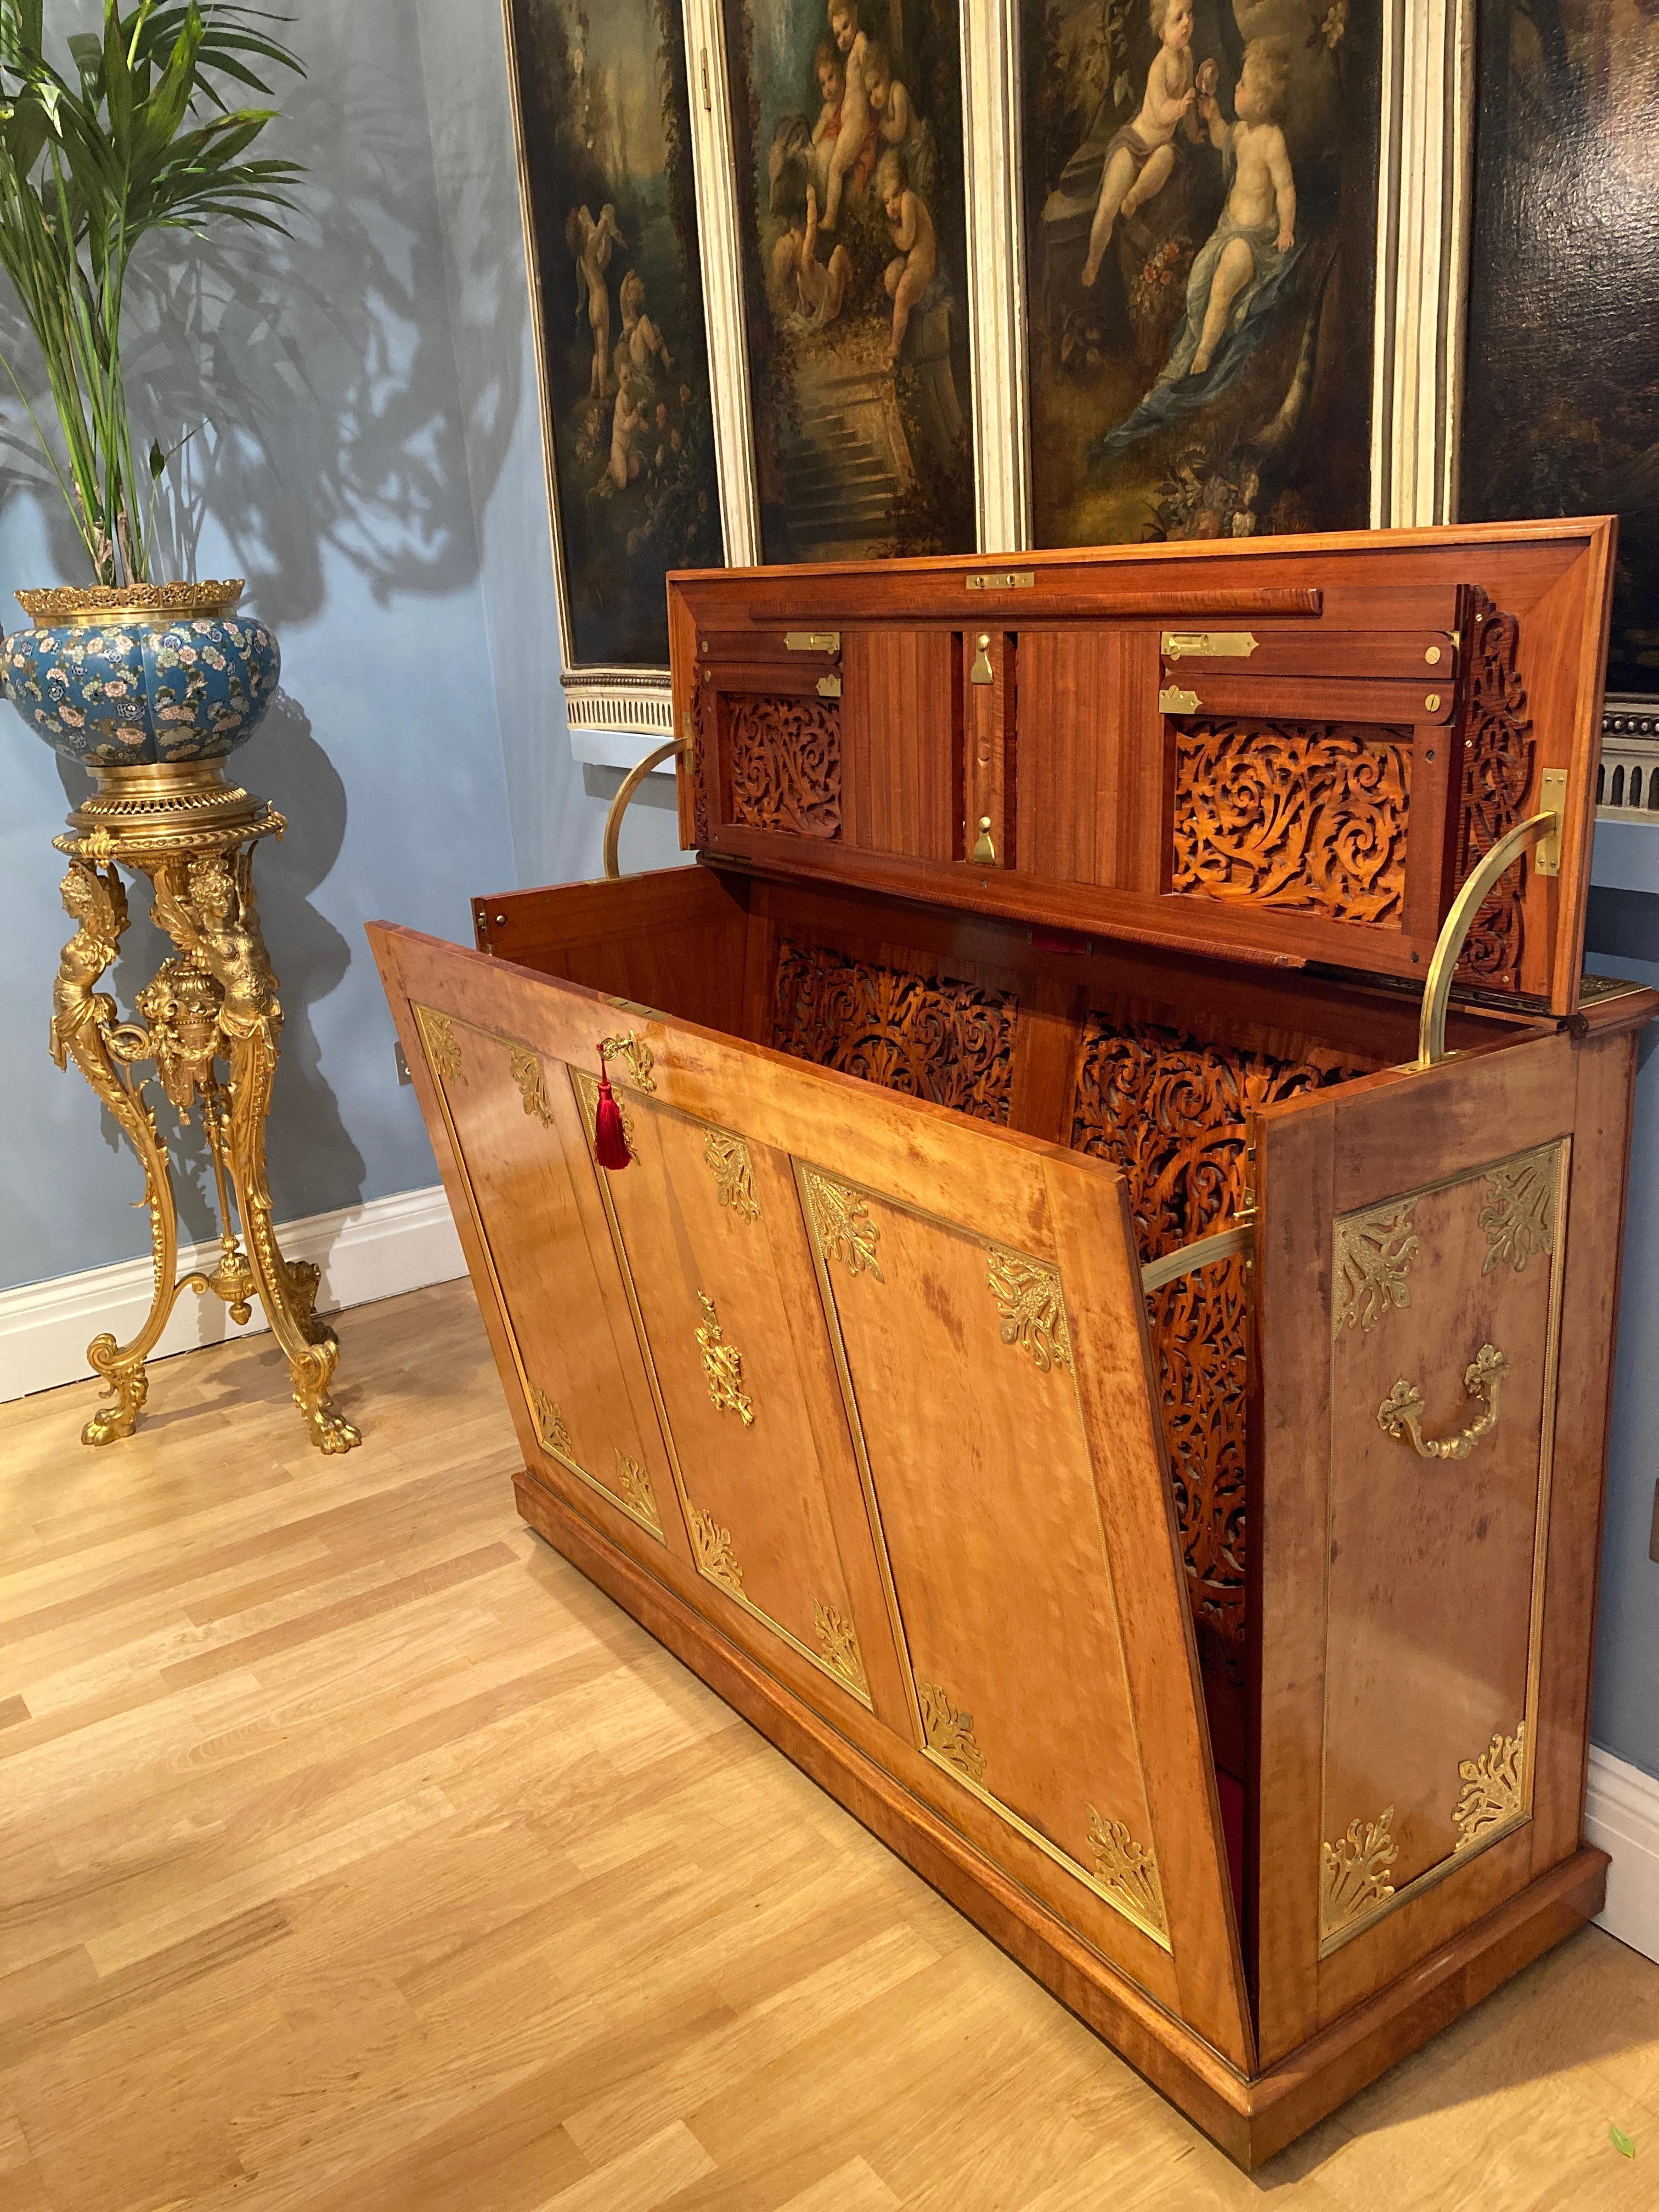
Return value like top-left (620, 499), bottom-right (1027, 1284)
top-left (594, 1056), bottom-right (633, 1170)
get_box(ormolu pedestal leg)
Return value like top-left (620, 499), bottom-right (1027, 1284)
top-left (48, 778), bottom-right (360, 1455)
top-left (50, 857), bottom-right (185, 1444)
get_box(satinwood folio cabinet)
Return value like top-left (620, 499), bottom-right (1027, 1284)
top-left (371, 522), bottom-right (1655, 2166)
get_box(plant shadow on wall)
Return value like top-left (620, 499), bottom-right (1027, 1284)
top-left (0, 6), bottom-right (528, 1248)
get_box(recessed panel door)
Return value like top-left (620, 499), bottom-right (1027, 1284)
top-left (1253, 1030), bottom-right (1588, 2063)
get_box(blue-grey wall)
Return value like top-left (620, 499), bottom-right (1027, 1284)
top-left (1583, 837), bottom-right (1659, 1783)
top-left (0, 0), bottom-right (1652, 1784)
top-left (0, 0), bottom-right (681, 1297)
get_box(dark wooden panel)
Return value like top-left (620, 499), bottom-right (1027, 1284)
top-left (841, 627), bottom-right (956, 862)
top-left (469, 866), bottom-right (751, 1038)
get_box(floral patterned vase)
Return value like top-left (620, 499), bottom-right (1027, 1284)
top-left (1, 581), bottom-right (278, 768)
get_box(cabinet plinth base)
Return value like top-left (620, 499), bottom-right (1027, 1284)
top-left (514, 1471), bottom-right (1609, 2172)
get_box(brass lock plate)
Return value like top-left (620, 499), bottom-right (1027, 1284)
top-left (1534, 769), bottom-right (1567, 877)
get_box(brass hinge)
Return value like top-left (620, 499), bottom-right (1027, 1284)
top-left (817, 673), bottom-right (842, 698)
top-left (1159, 684), bottom-right (1200, 715)
top-left (966, 570), bottom-right (1033, 591)
top-left (1161, 630), bottom-right (1258, 661)
top-left (785, 630), bottom-right (839, 653)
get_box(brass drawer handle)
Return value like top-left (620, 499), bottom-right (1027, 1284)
top-left (1376, 1342), bottom-right (1508, 1461)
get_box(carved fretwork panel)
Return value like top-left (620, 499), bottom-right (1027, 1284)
top-left (1071, 1014), bottom-right (1357, 1702)
top-left (1452, 588), bottom-right (1534, 989)
top-left (727, 695), bottom-right (842, 839)
top-left (1148, 1257), bottom-right (1250, 1688)
top-left (772, 938), bottom-right (1017, 1124)
top-left (1171, 721), bottom-right (1412, 928)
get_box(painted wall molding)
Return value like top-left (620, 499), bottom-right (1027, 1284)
top-left (1585, 1744), bottom-right (1659, 1967)
top-left (0, 1184), bottom-right (465, 1406)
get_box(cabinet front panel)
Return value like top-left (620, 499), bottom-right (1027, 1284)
top-left (571, 1075), bottom-right (886, 1715)
top-left (406, 1008), bottom-right (682, 1556)
top-left (803, 1172), bottom-right (1170, 1957)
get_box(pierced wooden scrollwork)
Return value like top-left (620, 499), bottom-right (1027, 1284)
top-left (1452, 588), bottom-right (1535, 988)
top-left (728, 694), bottom-right (842, 839)
top-left (1071, 1013), bottom-right (1355, 1686)
top-left (1171, 720), bottom-right (1412, 927)
top-left (772, 938), bottom-right (1018, 1125)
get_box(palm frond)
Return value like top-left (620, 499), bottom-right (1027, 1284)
top-left (0, 0), bottom-right (304, 582)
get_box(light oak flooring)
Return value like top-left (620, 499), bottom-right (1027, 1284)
top-left (3, 1278), bottom-right (1658, 2210)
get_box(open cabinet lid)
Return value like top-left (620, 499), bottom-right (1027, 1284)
top-left (667, 521), bottom-right (1617, 1019)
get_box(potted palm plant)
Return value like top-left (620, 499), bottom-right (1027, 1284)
top-left (0, 1), bottom-right (302, 776)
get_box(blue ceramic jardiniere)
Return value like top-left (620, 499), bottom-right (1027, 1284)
top-left (2, 581), bottom-right (279, 768)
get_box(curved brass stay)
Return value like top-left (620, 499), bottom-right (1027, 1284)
top-left (1377, 1341), bottom-right (1508, 1461)
top-left (602, 737), bottom-right (689, 879)
top-left (1416, 808), bottom-right (1560, 1068)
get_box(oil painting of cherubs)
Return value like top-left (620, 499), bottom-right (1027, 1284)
top-left (724, 0), bottom-right (975, 560)
top-left (1022, 0), bottom-right (1383, 550)
top-left (505, 0), bottom-right (723, 669)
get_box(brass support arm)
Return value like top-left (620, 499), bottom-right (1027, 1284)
top-left (1416, 809), bottom-right (1559, 1069)
top-left (602, 738), bottom-right (690, 881)
top-left (1140, 1218), bottom-right (1254, 1294)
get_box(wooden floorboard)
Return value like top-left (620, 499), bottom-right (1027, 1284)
top-left (2, 1277), bottom-right (1657, 2208)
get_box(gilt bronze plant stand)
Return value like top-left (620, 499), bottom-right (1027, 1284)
top-left (50, 760), bottom-right (359, 1454)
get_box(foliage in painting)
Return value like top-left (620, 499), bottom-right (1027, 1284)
top-left (1461, 0), bottom-right (1659, 697)
top-left (723, 0), bottom-right (975, 562)
top-left (1021, 0), bottom-right (1380, 549)
top-left (509, 0), bottom-right (723, 666)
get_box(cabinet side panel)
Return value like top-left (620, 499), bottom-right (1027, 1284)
top-left (1531, 1027), bottom-right (1639, 1869)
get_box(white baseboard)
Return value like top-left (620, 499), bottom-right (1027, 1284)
top-left (0, 1184), bottom-right (466, 1403)
top-left (1585, 1744), bottom-right (1659, 1965)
